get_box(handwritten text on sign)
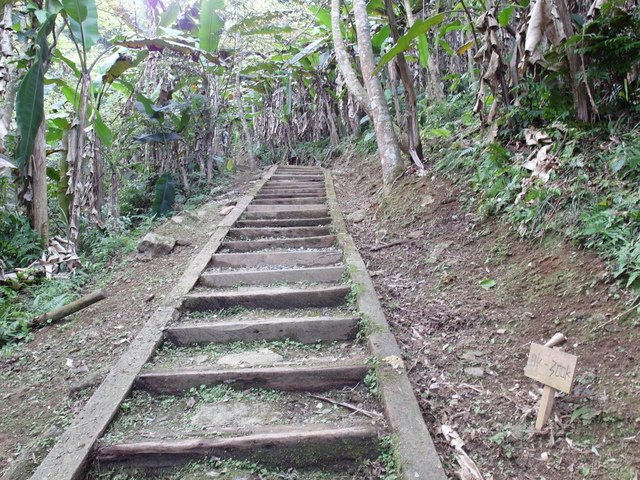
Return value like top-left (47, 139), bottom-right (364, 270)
top-left (524, 343), bottom-right (578, 394)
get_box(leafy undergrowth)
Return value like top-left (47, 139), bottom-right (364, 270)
top-left (421, 94), bottom-right (640, 295)
top-left (331, 147), bottom-right (639, 479)
top-left (0, 174), bottom-right (235, 350)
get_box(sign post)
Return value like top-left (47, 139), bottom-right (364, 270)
top-left (524, 333), bottom-right (578, 431)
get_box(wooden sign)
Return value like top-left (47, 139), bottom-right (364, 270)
top-left (524, 343), bottom-right (577, 394)
top-left (524, 334), bottom-right (578, 431)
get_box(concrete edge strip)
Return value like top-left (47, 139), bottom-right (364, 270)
top-left (324, 170), bottom-right (447, 480)
top-left (29, 166), bottom-right (277, 480)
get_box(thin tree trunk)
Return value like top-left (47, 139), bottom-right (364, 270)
top-left (235, 71), bottom-right (257, 171)
top-left (109, 169), bottom-right (119, 228)
top-left (385, 0), bottom-right (425, 165)
top-left (331, 0), bottom-right (369, 112)
top-left (404, 0), bottom-right (445, 101)
top-left (68, 73), bottom-right (90, 248)
top-left (29, 121), bottom-right (49, 240)
top-left (0, 4), bottom-right (17, 154)
top-left (352, 0), bottom-right (405, 192)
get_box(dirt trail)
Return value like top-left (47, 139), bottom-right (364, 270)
top-left (333, 152), bottom-right (640, 480)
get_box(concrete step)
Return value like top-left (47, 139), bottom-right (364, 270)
top-left (246, 204), bottom-right (327, 213)
top-left (227, 226), bottom-right (332, 239)
top-left (270, 175), bottom-right (324, 181)
top-left (164, 315), bottom-right (360, 345)
top-left (183, 285), bottom-right (350, 310)
top-left (200, 265), bottom-right (344, 287)
top-left (211, 250), bottom-right (342, 268)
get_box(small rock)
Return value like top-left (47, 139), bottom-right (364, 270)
top-left (220, 205), bottom-right (235, 216)
top-left (426, 241), bottom-right (453, 264)
top-left (460, 350), bottom-right (484, 363)
top-left (421, 195), bottom-right (435, 207)
top-left (145, 293), bottom-right (155, 302)
top-left (347, 210), bottom-right (366, 223)
top-left (464, 367), bottom-right (485, 377)
top-left (217, 349), bottom-right (283, 367)
top-left (407, 230), bottom-right (423, 239)
top-left (171, 216), bottom-right (184, 224)
top-left (194, 355), bottom-right (209, 364)
top-left (137, 233), bottom-right (176, 257)
top-left (496, 328), bottom-right (506, 334)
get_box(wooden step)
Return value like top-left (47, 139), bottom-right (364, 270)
top-left (94, 425), bottom-right (378, 469)
top-left (243, 208), bottom-right (328, 220)
top-left (255, 193), bottom-right (328, 200)
top-left (260, 187), bottom-right (326, 193)
top-left (252, 197), bottom-right (326, 205)
top-left (246, 204), bottom-right (328, 213)
top-left (183, 285), bottom-right (350, 310)
top-left (221, 235), bottom-right (336, 253)
top-left (135, 364), bottom-right (368, 394)
top-left (270, 175), bottom-right (324, 181)
top-left (234, 217), bottom-right (333, 228)
top-left (227, 226), bottom-right (331, 239)
top-left (200, 265), bottom-right (344, 287)
top-left (164, 316), bottom-right (360, 345)
top-left (211, 250), bottom-right (342, 268)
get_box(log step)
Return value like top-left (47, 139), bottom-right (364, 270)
top-left (227, 226), bottom-right (332, 239)
top-left (243, 208), bottom-right (328, 220)
top-left (135, 364), bottom-right (368, 394)
top-left (234, 218), bottom-right (333, 228)
top-left (94, 425), bottom-right (378, 469)
top-left (183, 285), bottom-right (350, 310)
top-left (254, 193), bottom-right (328, 200)
top-left (270, 175), bottom-right (324, 181)
top-left (246, 204), bottom-right (327, 213)
top-left (211, 250), bottom-right (342, 268)
top-left (260, 187), bottom-right (326, 193)
top-left (200, 265), bottom-right (344, 287)
top-left (251, 197), bottom-right (326, 205)
top-left (221, 235), bottom-right (336, 253)
top-left (164, 316), bottom-right (360, 345)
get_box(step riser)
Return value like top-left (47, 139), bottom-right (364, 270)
top-left (252, 198), bottom-right (326, 205)
top-left (254, 194), bottom-right (327, 200)
top-left (211, 251), bottom-right (342, 268)
top-left (235, 218), bottom-right (333, 228)
top-left (164, 317), bottom-right (359, 345)
top-left (221, 235), bottom-right (336, 253)
top-left (270, 176), bottom-right (324, 181)
top-left (246, 204), bottom-right (327, 213)
top-left (135, 365), bottom-right (368, 394)
top-left (94, 426), bottom-right (378, 469)
top-left (227, 226), bottom-right (331, 239)
top-left (200, 266), bottom-right (344, 287)
top-left (243, 209), bottom-right (328, 220)
top-left (260, 187), bottom-right (326, 193)
top-left (183, 286), bottom-right (349, 310)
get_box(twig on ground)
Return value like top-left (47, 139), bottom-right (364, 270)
top-left (370, 240), bottom-right (408, 252)
top-left (309, 394), bottom-right (382, 419)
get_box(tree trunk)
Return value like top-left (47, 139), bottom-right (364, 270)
top-left (331, 0), bottom-right (369, 112)
top-left (109, 169), bottom-right (120, 228)
top-left (352, 0), bottom-right (405, 191)
top-left (385, 0), bottom-right (425, 165)
top-left (68, 73), bottom-right (90, 248)
top-left (235, 71), bottom-right (257, 171)
top-left (28, 121), bottom-right (49, 240)
top-left (0, 4), bottom-right (17, 154)
top-left (554, 0), bottom-right (596, 122)
top-left (404, 0), bottom-right (445, 101)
